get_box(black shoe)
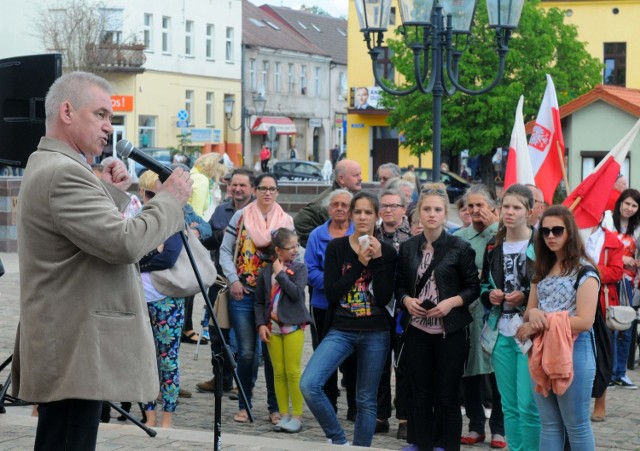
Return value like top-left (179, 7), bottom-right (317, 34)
top-left (346, 406), bottom-right (356, 422)
top-left (397, 421), bottom-right (408, 440)
top-left (375, 419), bottom-right (390, 434)
top-left (117, 402), bottom-right (132, 421)
top-left (100, 403), bottom-right (111, 423)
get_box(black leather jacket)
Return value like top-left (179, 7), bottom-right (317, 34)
top-left (396, 231), bottom-right (480, 335)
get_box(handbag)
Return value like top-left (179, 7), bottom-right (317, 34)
top-left (151, 227), bottom-right (217, 298)
top-left (212, 275), bottom-right (231, 329)
top-left (210, 216), bottom-right (244, 329)
top-left (602, 249), bottom-right (635, 331)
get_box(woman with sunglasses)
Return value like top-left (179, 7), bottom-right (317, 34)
top-left (395, 187), bottom-right (480, 450)
top-left (516, 205), bottom-right (599, 450)
top-left (607, 188), bottom-right (640, 389)
top-left (219, 173), bottom-right (294, 424)
top-left (480, 184), bottom-right (540, 451)
top-left (300, 191), bottom-right (397, 446)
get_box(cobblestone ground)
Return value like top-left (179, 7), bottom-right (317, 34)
top-left (1, 253), bottom-right (639, 450)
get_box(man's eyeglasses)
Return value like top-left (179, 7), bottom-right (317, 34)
top-left (540, 226), bottom-right (565, 238)
top-left (380, 203), bottom-right (403, 211)
top-left (144, 190), bottom-right (156, 199)
top-left (256, 186), bottom-right (278, 193)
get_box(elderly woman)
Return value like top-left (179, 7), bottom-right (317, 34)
top-left (304, 189), bottom-right (354, 411)
top-left (219, 173), bottom-right (294, 424)
top-left (138, 170), bottom-right (185, 429)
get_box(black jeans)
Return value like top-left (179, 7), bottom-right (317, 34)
top-left (35, 399), bottom-right (103, 451)
top-left (462, 373), bottom-right (504, 436)
top-left (312, 306), bottom-right (340, 409)
top-left (184, 294), bottom-right (195, 332)
top-left (406, 326), bottom-right (468, 451)
top-left (376, 331), bottom-right (394, 420)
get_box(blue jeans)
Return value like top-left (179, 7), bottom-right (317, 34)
top-left (612, 327), bottom-right (633, 380)
top-left (532, 331), bottom-right (595, 451)
top-left (300, 329), bottom-right (389, 446)
top-left (229, 292), bottom-right (257, 410)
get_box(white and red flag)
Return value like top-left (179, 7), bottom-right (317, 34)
top-left (563, 118), bottom-right (640, 229)
top-left (504, 95), bottom-right (534, 190)
top-left (528, 74), bottom-right (565, 204)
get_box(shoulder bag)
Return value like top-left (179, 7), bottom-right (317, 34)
top-left (602, 251), bottom-right (636, 331)
top-left (151, 227), bottom-right (217, 298)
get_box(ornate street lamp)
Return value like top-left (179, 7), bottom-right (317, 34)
top-left (223, 92), bottom-right (267, 166)
top-left (355, 0), bottom-right (524, 181)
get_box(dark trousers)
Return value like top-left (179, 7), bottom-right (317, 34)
top-left (261, 159), bottom-right (269, 173)
top-left (376, 331), bottom-right (394, 420)
top-left (395, 333), bottom-right (410, 421)
top-left (462, 373), bottom-right (504, 436)
top-left (35, 399), bottom-right (103, 451)
top-left (312, 306), bottom-right (340, 409)
top-left (406, 326), bottom-right (468, 451)
top-left (184, 295), bottom-right (195, 332)
top-left (207, 283), bottom-right (234, 388)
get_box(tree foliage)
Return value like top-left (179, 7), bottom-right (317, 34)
top-left (382, 0), bottom-right (602, 162)
top-left (299, 4), bottom-right (331, 16)
top-left (35, 0), bottom-right (107, 72)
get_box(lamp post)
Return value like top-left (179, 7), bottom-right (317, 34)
top-left (223, 92), bottom-right (267, 167)
top-left (355, 0), bottom-right (524, 181)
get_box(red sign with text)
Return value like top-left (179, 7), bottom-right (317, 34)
top-left (111, 95), bottom-right (133, 111)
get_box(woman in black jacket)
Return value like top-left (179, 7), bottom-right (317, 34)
top-left (396, 187), bottom-right (480, 450)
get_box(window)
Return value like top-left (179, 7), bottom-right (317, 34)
top-left (300, 65), bottom-right (307, 95)
top-left (275, 62), bottom-right (281, 93)
top-left (262, 61), bottom-right (269, 92)
top-left (375, 46), bottom-right (395, 82)
top-left (315, 67), bottom-right (321, 96)
top-left (139, 116), bottom-right (157, 147)
top-left (185, 90), bottom-right (194, 123)
top-left (604, 42), bottom-right (626, 86)
top-left (288, 64), bottom-right (294, 94)
top-left (162, 16), bottom-right (171, 53)
top-left (338, 71), bottom-right (347, 97)
top-left (100, 8), bottom-right (123, 44)
top-left (185, 20), bottom-right (194, 56)
top-left (143, 14), bottom-right (153, 50)
top-left (206, 24), bottom-right (214, 59)
top-left (225, 27), bottom-right (234, 62)
top-left (206, 92), bottom-right (214, 126)
top-left (249, 59), bottom-right (257, 91)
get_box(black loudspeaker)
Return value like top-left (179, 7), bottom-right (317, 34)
top-left (0, 53), bottom-right (62, 168)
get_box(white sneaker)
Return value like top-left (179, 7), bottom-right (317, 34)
top-left (617, 375), bottom-right (638, 390)
top-left (326, 439), bottom-right (350, 446)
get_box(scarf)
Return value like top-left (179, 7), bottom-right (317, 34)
top-left (242, 201), bottom-right (293, 248)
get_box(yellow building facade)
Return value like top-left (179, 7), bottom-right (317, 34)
top-left (347, 0), bottom-right (422, 182)
top-left (540, 0), bottom-right (640, 88)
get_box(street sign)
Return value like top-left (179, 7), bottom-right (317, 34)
top-left (177, 109), bottom-right (189, 121)
top-left (267, 125), bottom-right (277, 142)
top-left (176, 120), bottom-right (189, 127)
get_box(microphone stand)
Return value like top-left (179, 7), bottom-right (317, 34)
top-left (178, 229), bottom-right (253, 450)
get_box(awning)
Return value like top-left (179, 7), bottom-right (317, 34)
top-left (250, 116), bottom-right (297, 135)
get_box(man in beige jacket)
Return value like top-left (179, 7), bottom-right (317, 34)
top-left (13, 71), bottom-right (193, 450)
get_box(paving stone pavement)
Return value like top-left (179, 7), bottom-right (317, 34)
top-left (1, 252), bottom-right (639, 450)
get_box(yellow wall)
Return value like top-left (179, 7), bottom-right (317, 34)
top-left (347, 0), bottom-right (423, 181)
top-left (540, 0), bottom-right (640, 88)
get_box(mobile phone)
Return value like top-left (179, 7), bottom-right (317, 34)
top-left (420, 300), bottom-right (437, 310)
top-left (358, 234), bottom-right (371, 250)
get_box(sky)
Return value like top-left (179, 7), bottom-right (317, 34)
top-left (249, 0), bottom-right (348, 18)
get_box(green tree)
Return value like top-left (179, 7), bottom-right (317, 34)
top-left (381, 0), bottom-right (602, 185)
top-left (300, 5), bottom-right (331, 16)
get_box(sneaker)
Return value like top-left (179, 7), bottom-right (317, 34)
top-left (196, 378), bottom-right (215, 393)
top-left (616, 376), bottom-right (638, 390)
top-left (281, 417), bottom-right (302, 433)
top-left (273, 415), bottom-right (291, 432)
top-left (608, 379), bottom-right (618, 388)
top-left (201, 328), bottom-right (210, 340)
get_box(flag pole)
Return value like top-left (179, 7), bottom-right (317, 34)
top-left (568, 196), bottom-right (581, 212)
top-left (558, 141), bottom-right (570, 197)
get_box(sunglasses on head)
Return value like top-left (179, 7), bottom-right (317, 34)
top-left (540, 226), bottom-right (565, 238)
top-left (421, 187), bottom-right (447, 196)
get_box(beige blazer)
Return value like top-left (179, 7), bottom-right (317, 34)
top-left (12, 137), bottom-right (184, 403)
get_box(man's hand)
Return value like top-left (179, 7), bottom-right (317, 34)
top-left (101, 159), bottom-right (131, 191)
top-left (158, 168), bottom-right (193, 205)
top-left (230, 280), bottom-right (248, 300)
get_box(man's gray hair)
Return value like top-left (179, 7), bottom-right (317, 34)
top-left (323, 188), bottom-right (353, 208)
top-left (463, 184), bottom-right (498, 209)
top-left (45, 71), bottom-right (112, 126)
top-left (377, 163), bottom-right (401, 178)
top-left (379, 188), bottom-right (407, 206)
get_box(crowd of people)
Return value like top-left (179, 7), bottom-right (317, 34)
top-left (12, 71), bottom-right (639, 451)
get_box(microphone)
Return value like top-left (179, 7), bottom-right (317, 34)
top-left (115, 139), bottom-right (173, 182)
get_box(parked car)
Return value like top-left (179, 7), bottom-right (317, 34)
top-left (132, 148), bottom-right (174, 177)
top-left (401, 167), bottom-right (470, 203)
top-left (272, 160), bottom-right (326, 182)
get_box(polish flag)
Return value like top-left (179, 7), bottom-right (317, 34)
top-left (563, 118), bottom-right (640, 229)
top-left (504, 95), bottom-right (534, 190)
top-left (528, 74), bottom-right (565, 204)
